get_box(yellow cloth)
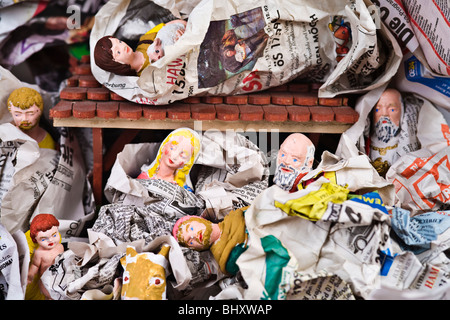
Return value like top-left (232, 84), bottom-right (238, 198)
top-left (38, 132), bottom-right (56, 150)
top-left (136, 23), bottom-right (164, 76)
top-left (275, 182), bottom-right (349, 221)
top-left (210, 207), bottom-right (248, 274)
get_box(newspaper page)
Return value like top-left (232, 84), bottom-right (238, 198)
top-left (371, 0), bottom-right (450, 110)
top-left (373, 0), bottom-right (449, 76)
top-left (40, 232), bottom-right (196, 299)
top-left (90, 0), bottom-right (402, 104)
top-left (0, 125), bottom-right (95, 239)
top-left (367, 207), bottom-right (450, 299)
top-left (235, 174), bottom-right (393, 300)
top-left (0, 223), bottom-right (25, 300)
top-left (0, 1), bottom-right (47, 45)
top-left (104, 130), bottom-right (269, 221)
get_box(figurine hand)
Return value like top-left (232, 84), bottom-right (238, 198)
top-left (174, 28), bottom-right (185, 41)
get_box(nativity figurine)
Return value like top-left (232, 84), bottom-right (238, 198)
top-left (173, 207), bottom-right (248, 276)
top-left (368, 88), bottom-right (403, 176)
top-left (137, 128), bottom-right (200, 191)
top-left (7, 87), bottom-right (56, 150)
top-left (273, 133), bottom-right (315, 192)
top-left (94, 19), bottom-right (186, 76)
top-left (27, 214), bottom-right (64, 299)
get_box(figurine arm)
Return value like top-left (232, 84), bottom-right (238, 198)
top-left (27, 254), bottom-right (41, 284)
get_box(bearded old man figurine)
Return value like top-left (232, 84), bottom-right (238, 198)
top-left (368, 88), bottom-right (403, 177)
top-left (273, 133), bottom-right (315, 192)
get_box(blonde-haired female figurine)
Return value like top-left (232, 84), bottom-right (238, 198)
top-left (137, 128), bottom-right (200, 190)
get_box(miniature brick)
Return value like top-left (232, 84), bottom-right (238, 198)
top-left (309, 106), bottom-right (335, 122)
top-left (87, 87), bottom-right (111, 101)
top-left (310, 83), bottom-right (323, 91)
top-left (110, 91), bottom-right (126, 101)
top-left (286, 106), bottom-right (311, 122)
top-left (201, 96), bottom-right (223, 104)
top-left (143, 106), bottom-right (167, 120)
top-left (262, 105), bottom-right (288, 122)
top-left (182, 96), bottom-right (202, 104)
top-left (215, 104), bottom-right (239, 121)
top-left (96, 102), bottom-right (119, 119)
top-left (49, 100), bottom-right (73, 118)
top-left (81, 55), bottom-right (90, 64)
top-left (293, 92), bottom-right (318, 106)
top-left (60, 87), bottom-right (87, 100)
top-left (247, 93), bottom-right (271, 105)
top-left (73, 101), bottom-right (96, 119)
top-left (74, 63), bottom-right (92, 76)
top-left (268, 84), bottom-right (289, 92)
top-left (167, 103), bottom-right (191, 120)
top-left (119, 102), bottom-right (143, 120)
top-left (78, 75), bottom-right (101, 88)
top-left (319, 97), bottom-right (342, 107)
top-left (224, 95), bottom-right (248, 105)
top-left (333, 106), bottom-right (359, 123)
top-left (190, 104), bottom-right (216, 120)
top-left (66, 75), bottom-right (79, 87)
top-left (288, 82), bottom-right (309, 93)
top-left (238, 104), bottom-right (264, 121)
top-left (270, 92), bottom-right (293, 105)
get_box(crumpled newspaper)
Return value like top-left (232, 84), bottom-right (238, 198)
top-left (90, 0), bottom-right (401, 104)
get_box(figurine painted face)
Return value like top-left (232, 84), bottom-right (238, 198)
top-left (34, 226), bottom-right (61, 250)
top-left (109, 38), bottom-right (135, 66)
top-left (173, 216), bottom-right (219, 251)
top-left (160, 135), bottom-right (193, 174)
top-left (30, 214), bottom-right (60, 247)
top-left (147, 38), bottom-right (164, 63)
top-left (371, 88), bottom-right (402, 144)
top-left (147, 20), bottom-right (186, 63)
top-left (138, 128), bottom-right (201, 188)
top-left (273, 133), bottom-right (315, 191)
top-left (120, 245), bottom-right (170, 300)
top-left (7, 87), bottom-right (43, 131)
top-left (94, 36), bottom-right (143, 76)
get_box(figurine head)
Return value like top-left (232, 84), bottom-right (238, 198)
top-left (94, 36), bottom-right (138, 76)
top-left (29, 214), bottom-right (61, 250)
top-left (146, 128), bottom-right (200, 187)
top-left (7, 87), bottom-right (43, 131)
top-left (147, 38), bottom-right (164, 63)
top-left (371, 88), bottom-right (403, 143)
top-left (172, 216), bottom-right (215, 251)
top-left (120, 245), bottom-right (170, 300)
top-left (273, 133), bottom-right (315, 191)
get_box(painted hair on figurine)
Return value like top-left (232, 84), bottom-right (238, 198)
top-left (94, 36), bottom-right (137, 76)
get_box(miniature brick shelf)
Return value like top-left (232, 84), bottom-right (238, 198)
top-left (50, 56), bottom-right (359, 204)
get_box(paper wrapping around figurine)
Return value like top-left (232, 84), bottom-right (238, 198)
top-left (120, 245), bottom-right (170, 300)
top-left (104, 129), bottom-right (269, 221)
top-left (335, 86), bottom-right (450, 212)
top-left (137, 127), bottom-right (201, 191)
top-left (90, 0), bottom-right (402, 104)
top-left (230, 176), bottom-right (392, 300)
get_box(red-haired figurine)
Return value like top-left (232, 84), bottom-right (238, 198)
top-left (27, 214), bottom-right (64, 299)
